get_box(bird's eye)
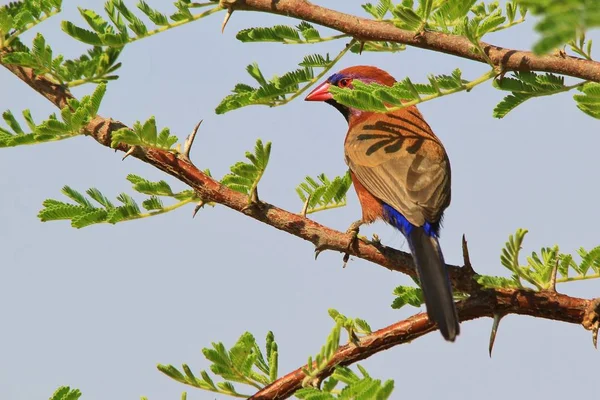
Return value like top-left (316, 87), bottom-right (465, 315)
top-left (338, 78), bottom-right (352, 88)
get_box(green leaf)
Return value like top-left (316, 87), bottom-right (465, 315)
top-left (574, 82), bottom-right (600, 119)
top-left (61, 21), bottom-right (103, 45)
top-left (391, 285), bottom-right (424, 309)
top-left (391, 5), bottom-right (424, 31)
top-left (2, 110), bottom-right (23, 134)
top-left (216, 53), bottom-right (337, 114)
top-left (221, 139), bottom-right (271, 196)
top-left (516, 0), bottom-right (600, 54)
top-left (111, 116), bottom-right (178, 150)
top-left (50, 386), bottom-right (82, 400)
top-left (493, 92), bottom-right (533, 118)
top-left (476, 274), bottom-right (520, 289)
top-left (500, 228), bottom-right (528, 276)
top-left (296, 171), bottom-right (351, 214)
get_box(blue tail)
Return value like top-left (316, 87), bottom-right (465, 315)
top-left (383, 205), bottom-right (460, 341)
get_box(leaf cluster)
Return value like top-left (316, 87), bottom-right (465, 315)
top-left (237, 21), bottom-right (404, 53)
top-left (0, 84), bottom-right (106, 147)
top-left (329, 68), bottom-right (469, 112)
top-left (215, 61), bottom-right (319, 114)
top-left (516, 0), bottom-right (600, 54)
top-left (1, 33), bottom-right (122, 87)
top-left (363, 0), bottom-right (525, 40)
top-left (492, 71), bottom-right (576, 118)
top-left (296, 171), bottom-right (352, 214)
top-left (111, 116), bottom-right (178, 150)
top-left (574, 82), bottom-right (600, 119)
top-left (158, 331), bottom-right (279, 398)
top-left (221, 139), bottom-right (271, 198)
top-left (49, 386), bottom-right (81, 400)
top-left (61, 0), bottom-right (219, 47)
top-left (237, 22), bottom-right (325, 44)
top-left (38, 174), bottom-right (196, 228)
top-left (0, 0), bottom-right (61, 47)
top-left (302, 310), bottom-right (372, 385)
top-left (477, 228), bottom-right (600, 290)
top-left (296, 365), bottom-right (394, 400)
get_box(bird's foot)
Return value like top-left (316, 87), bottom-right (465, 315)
top-left (343, 220), bottom-right (363, 267)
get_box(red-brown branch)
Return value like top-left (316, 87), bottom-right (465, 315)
top-left (2, 4), bottom-right (600, 397)
top-left (228, 0), bottom-right (600, 83)
top-left (250, 289), bottom-right (594, 399)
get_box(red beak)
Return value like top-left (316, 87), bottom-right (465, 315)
top-left (305, 81), bottom-right (332, 101)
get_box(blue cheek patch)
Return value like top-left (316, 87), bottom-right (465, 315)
top-left (327, 73), bottom-right (345, 84)
top-left (382, 203), bottom-right (438, 237)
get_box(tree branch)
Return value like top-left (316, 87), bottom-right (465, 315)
top-left (226, 0), bottom-right (600, 83)
top-left (250, 289), bottom-right (596, 399)
top-left (2, 12), bottom-right (600, 396)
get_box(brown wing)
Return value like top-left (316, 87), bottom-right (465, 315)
top-left (344, 108), bottom-right (451, 226)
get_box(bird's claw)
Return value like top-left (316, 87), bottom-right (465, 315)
top-left (343, 220), bottom-right (363, 267)
top-left (582, 298), bottom-right (600, 349)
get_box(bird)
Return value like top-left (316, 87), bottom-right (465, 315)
top-left (305, 65), bottom-right (460, 341)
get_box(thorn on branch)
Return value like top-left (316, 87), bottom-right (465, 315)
top-left (221, 7), bottom-right (233, 33)
top-left (300, 194), bottom-right (311, 218)
top-left (371, 233), bottom-right (381, 247)
top-left (181, 120), bottom-right (202, 163)
top-left (582, 298), bottom-right (600, 349)
top-left (358, 41), bottom-right (365, 55)
top-left (122, 146), bottom-right (136, 161)
top-left (462, 234), bottom-right (475, 277)
top-left (549, 257), bottom-right (559, 292)
top-left (192, 200), bottom-right (205, 218)
top-left (314, 237), bottom-right (330, 260)
top-left (241, 187), bottom-right (260, 213)
top-left (489, 313), bottom-right (504, 357)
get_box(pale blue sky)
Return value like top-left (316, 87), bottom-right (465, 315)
top-left (1, 1), bottom-right (598, 399)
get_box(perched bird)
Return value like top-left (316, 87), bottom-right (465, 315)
top-left (305, 66), bottom-right (460, 341)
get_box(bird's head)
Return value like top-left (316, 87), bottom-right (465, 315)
top-left (304, 65), bottom-right (396, 121)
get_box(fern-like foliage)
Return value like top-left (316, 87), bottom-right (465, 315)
top-left (0, 0), bottom-right (62, 48)
top-left (61, 0), bottom-right (221, 47)
top-left (390, 286), bottom-right (424, 309)
top-left (0, 84), bottom-right (106, 147)
top-left (216, 37), bottom-right (357, 115)
top-left (329, 68), bottom-right (489, 113)
top-left (349, 40), bottom-right (406, 53)
top-left (492, 71), bottom-right (576, 118)
top-left (296, 171), bottom-right (352, 214)
top-left (516, 0), bottom-right (600, 54)
top-left (378, 0), bottom-right (526, 39)
top-left (216, 61), bottom-right (317, 114)
top-left (111, 116), bottom-right (178, 150)
top-left (296, 365), bottom-right (394, 400)
top-left (237, 22), bottom-right (329, 44)
top-left (38, 174), bottom-right (197, 228)
top-left (362, 0), bottom-right (393, 20)
top-left (390, 282), bottom-right (468, 310)
top-left (221, 139), bottom-right (271, 197)
top-left (49, 386), bottom-right (81, 400)
top-left (477, 228), bottom-right (600, 290)
top-left (237, 21), bottom-right (404, 53)
top-left (300, 310), bottom-right (372, 386)
top-left (573, 82), bottom-right (600, 119)
top-left (1, 33), bottom-right (122, 87)
top-left (158, 331), bottom-right (279, 398)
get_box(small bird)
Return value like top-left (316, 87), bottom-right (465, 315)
top-left (305, 66), bottom-right (460, 341)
